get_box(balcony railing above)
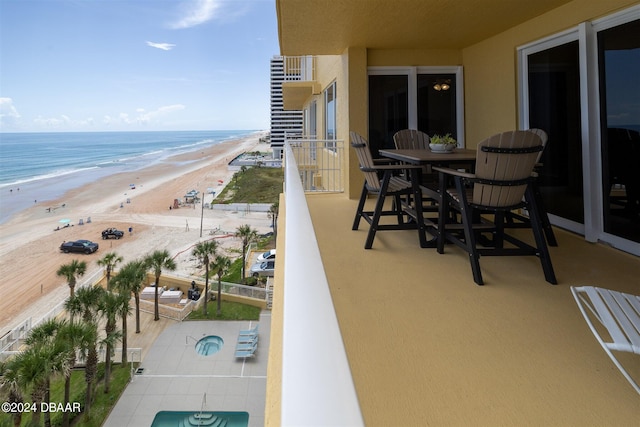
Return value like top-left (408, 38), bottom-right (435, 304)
top-left (283, 55), bottom-right (316, 81)
top-left (285, 135), bottom-right (344, 193)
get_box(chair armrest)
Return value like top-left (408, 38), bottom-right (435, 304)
top-left (373, 158), bottom-right (396, 164)
top-left (367, 164), bottom-right (424, 171)
top-left (432, 166), bottom-right (475, 179)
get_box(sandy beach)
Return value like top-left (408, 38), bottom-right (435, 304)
top-left (0, 132), bottom-right (274, 336)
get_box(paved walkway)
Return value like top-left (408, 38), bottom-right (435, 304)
top-left (104, 312), bottom-right (270, 427)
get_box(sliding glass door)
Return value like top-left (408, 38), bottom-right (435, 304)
top-left (519, 6), bottom-right (640, 255)
top-left (527, 40), bottom-right (584, 226)
top-left (597, 19), bottom-right (640, 245)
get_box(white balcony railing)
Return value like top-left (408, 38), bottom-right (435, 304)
top-left (285, 136), bottom-right (344, 193)
top-left (283, 55), bottom-right (316, 81)
top-left (281, 142), bottom-right (363, 425)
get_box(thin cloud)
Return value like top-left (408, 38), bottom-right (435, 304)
top-left (170, 0), bottom-right (220, 29)
top-left (0, 97), bottom-right (21, 119)
top-left (135, 105), bottom-right (187, 124)
top-left (146, 41), bottom-right (176, 51)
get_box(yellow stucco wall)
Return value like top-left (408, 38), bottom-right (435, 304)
top-left (462, 0), bottom-right (639, 145)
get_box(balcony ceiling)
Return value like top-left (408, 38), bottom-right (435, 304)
top-left (276, 0), bottom-right (574, 54)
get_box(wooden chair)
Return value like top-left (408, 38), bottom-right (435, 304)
top-left (504, 128), bottom-right (558, 246)
top-left (351, 131), bottom-right (430, 249)
top-left (393, 129), bottom-right (430, 150)
top-left (392, 129), bottom-right (440, 210)
top-left (434, 130), bottom-right (557, 285)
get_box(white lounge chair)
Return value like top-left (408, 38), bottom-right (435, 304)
top-left (571, 286), bottom-right (640, 394)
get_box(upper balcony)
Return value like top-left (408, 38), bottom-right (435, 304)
top-left (269, 137), bottom-right (640, 425)
top-left (281, 56), bottom-right (321, 110)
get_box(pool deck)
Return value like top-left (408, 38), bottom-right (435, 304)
top-left (104, 312), bottom-right (270, 427)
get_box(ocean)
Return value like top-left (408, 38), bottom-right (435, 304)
top-left (0, 130), bottom-right (258, 223)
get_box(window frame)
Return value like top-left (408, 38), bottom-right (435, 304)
top-left (324, 81), bottom-right (336, 141)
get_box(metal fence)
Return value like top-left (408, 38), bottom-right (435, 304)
top-left (286, 137), bottom-right (344, 192)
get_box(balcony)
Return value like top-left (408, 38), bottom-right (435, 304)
top-left (269, 139), bottom-right (640, 425)
top-left (281, 56), bottom-right (320, 110)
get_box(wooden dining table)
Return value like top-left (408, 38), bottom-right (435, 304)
top-left (378, 148), bottom-right (477, 167)
top-left (378, 148), bottom-right (478, 247)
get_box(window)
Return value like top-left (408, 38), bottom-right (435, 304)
top-left (324, 82), bottom-right (336, 140)
top-left (368, 67), bottom-right (464, 157)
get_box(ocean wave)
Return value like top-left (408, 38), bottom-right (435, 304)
top-left (0, 166), bottom-right (101, 189)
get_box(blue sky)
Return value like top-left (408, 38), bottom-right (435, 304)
top-left (0, 0), bottom-right (280, 132)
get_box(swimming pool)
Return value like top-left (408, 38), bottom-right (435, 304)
top-left (151, 411), bottom-right (249, 426)
top-left (194, 335), bottom-right (224, 356)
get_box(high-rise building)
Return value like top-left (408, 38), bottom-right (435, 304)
top-left (270, 56), bottom-right (303, 159)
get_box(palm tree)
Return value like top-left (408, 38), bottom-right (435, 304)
top-left (57, 319), bottom-right (95, 427)
top-left (0, 355), bottom-right (26, 427)
top-left (23, 319), bottom-right (70, 427)
top-left (98, 291), bottom-right (128, 394)
top-left (235, 224), bottom-right (258, 282)
top-left (144, 250), bottom-right (177, 321)
top-left (210, 254), bottom-right (231, 315)
top-left (112, 260), bottom-right (146, 361)
top-left (18, 346), bottom-right (49, 426)
top-left (192, 240), bottom-right (219, 316)
top-left (64, 286), bottom-right (103, 416)
top-left (56, 259), bottom-right (87, 298)
top-left (97, 252), bottom-right (123, 290)
top-left (268, 202), bottom-right (279, 238)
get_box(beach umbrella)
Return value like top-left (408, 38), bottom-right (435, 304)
top-left (59, 218), bottom-right (71, 224)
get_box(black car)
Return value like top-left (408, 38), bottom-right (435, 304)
top-left (102, 228), bottom-right (124, 239)
top-left (60, 240), bottom-right (99, 254)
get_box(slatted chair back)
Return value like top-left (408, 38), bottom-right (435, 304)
top-left (393, 129), bottom-right (430, 150)
top-left (473, 130), bottom-right (543, 208)
top-left (350, 131), bottom-right (382, 192)
top-left (529, 128), bottom-right (548, 164)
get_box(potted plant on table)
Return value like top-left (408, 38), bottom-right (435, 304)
top-left (429, 134), bottom-right (457, 152)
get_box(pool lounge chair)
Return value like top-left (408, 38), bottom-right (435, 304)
top-left (236, 341), bottom-right (258, 351)
top-left (235, 341), bottom-right (258, 358)
top-left (571, 286), bottom-right (640, 394)
top-left (237, 333), bottom-right (258, 345)
top-left (239, 324), bottom-right (258, 336)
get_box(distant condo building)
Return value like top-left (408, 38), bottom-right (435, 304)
top-left (270, 56), bottom-right (304, 159)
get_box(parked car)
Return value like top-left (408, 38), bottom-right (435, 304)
top-left (250, 261), bottom-right (275, 277)
top-left (60, 240), bottom-right (99, 254)
top-left (102, 227), bottom-right (124, 239)
top-left (256, 249), bottom-right (276, 263)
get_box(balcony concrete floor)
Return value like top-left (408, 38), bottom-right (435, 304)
top-left (306, 193), bottom-right (639, 426)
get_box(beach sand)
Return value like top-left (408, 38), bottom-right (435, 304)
top-left (0, 132), bottom-right (274, 336)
